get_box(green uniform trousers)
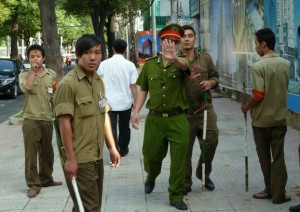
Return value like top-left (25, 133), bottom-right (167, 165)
top-left (252, 126), bottom-right (288, 202)
top-left (143, 113), bottom-right (189, 204)
top-left (64, 160), bottom-right (104, 212)
top-left (185, 108), bottom-right (219, 188)
top-left (22, 119), bottom-right (54, 191)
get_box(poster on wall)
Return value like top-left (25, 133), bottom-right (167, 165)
top-left (201, 0), bottom-right (300, 113)
top-left (200, 0), bottom-right (211, 52)
top-left (287, 0), bottom-right (300, 112)
top-left (135, 31), bottom-right (161, 64)
top-left (232, 0), bottom-right (264, 53)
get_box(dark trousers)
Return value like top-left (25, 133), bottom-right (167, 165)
top-left (22, 119), bottom-right (54, 190)
top-left (185, 108), bottom-right (219, 188)
top-left (65, 160), bottom-right (104, 212)
top-left (109, 108), bottom-right (132, 154)
top-left (252, 126), bottom-right (287, 202)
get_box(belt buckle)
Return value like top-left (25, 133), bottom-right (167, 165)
top-left (162, 113), bottom-right (168, 118)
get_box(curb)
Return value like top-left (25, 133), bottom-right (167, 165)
top-left (9, 111), bottom-right (23, 125)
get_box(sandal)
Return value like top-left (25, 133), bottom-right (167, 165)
top-left (253, 191), bottom-right (272, 199)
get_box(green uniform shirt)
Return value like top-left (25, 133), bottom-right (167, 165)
top-left (185, 51), bottom-right (219, 113)
top-left (19, 68), bottom-right (56, 121)
top-left (136, 55), bottom-right (189, 112)
top-left (54, 65), bottom-right (109, 163)
top-left (251, 53), bottom-right (290, 127)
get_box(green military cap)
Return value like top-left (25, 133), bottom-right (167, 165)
top-left (159, 23), bottom-right (184, 40)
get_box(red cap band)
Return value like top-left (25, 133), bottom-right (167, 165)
top-left (160, 30), bottom-right (181, 39)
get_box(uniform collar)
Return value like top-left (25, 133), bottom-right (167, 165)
top-left (261, 53), bottom-right (277, 59)
top-left (74, 64), bottom-right (100, 81)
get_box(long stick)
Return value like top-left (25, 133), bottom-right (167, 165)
top-left (72, 177), bottom-right (85, 212)
top-left (243, 82), bottom-right (249, 192)
top-left (202, 92), bottom-right (208, 192)
top-left (53, 119), bottom-right (85, 212)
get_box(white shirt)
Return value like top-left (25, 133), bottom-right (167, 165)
top-left (97, 54), bottom-right (138, 111)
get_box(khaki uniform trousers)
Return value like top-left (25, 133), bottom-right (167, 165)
top-left (252, 126), bottom-right (288, 202)
top-left (143, 113), bottom-right (189, 204)
top-left (185, 107), bottom-right (218, 189)
top-left (22, 119), bottom-right (54, 191)
top-left (64, 160), bottom-right (104, 212)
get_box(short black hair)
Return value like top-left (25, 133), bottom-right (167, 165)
top-left (182, 25), bottom-right (196, 36)
top-left (255, 28), bottom-right (275, 50)
top-left (113, 39), bottom-right (127, 54)
top-left (75, 34), bottom-right (102, 57)
top-left (26, 44), bottom-right (45, 58)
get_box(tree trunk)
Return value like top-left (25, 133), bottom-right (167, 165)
top-left (38, 0), bottom-right (63, 81)
top-left (89, 0), bottom-right (107, 60)
top-left (10, 8), bottom-right (19, 59)
top-left (106, 14), bottom-right (115, 58)
top-left (128, 2), bottom-right (137, 66)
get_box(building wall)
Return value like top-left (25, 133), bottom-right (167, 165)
top-left (194, 0), bottom-right (300, 128)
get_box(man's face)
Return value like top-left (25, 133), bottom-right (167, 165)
top-left (181, 29), bottom-right (196, 51)
top-left (77, 45), bottom-right (102, 73)
top-left (254, 37), bottom-right (264, 56)
top-left (29, 50), bottom-right (45, 69)
top-left (161, 36), bottom-right (180, 50)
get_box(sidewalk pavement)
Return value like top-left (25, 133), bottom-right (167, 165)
top-left (0, 93), bottom-right (299, 212)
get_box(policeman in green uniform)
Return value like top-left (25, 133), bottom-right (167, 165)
top-left (54, 34), bottom-right (120, 212)
top-left (180, 25), bottom-right (219, 194)
top-left (132, 24), bottom-right (190, 210)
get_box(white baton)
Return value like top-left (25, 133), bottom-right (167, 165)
top-left (72, 176), bottom-right (85, 212)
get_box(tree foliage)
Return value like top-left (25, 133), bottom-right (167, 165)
top-left (0, 0), bottom-right (41, 57)
top-left (59, 0), bottom-right (150, 58)
top-left (55, 8), bottom-right (93, 51)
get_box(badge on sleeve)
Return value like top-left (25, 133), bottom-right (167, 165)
top-left (98, 92), bottom-right (106, 109)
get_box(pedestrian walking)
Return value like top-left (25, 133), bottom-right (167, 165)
top-left (180, 25), bottom-right (219, 195)
top-left (97, 39), bottom-right (138, 157)
top-left (132, 23), bottom-right (190, 210)
top-left (54, 34), bottom-right (121, 211)
top-left (241, 28), bottom-right (291, 204)
top-left (19, 44), bottom-right (62, 198)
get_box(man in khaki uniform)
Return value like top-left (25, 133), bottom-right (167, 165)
top-left (180, 25), bottom-right (219, 195)
top-left (241, 28), bottom-right (290, 204)
top-left (19, 44), bottom-right (62, 198)
top-left (54, 34), bottom-right (120, 212)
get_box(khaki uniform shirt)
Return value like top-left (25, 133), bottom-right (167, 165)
top-left (54, 65), bottom-right (109, 163)
top-left (19, 68), bottom-right (56, 121)
top-left (136, 55), bottom-right (189, 112)
top-left (251, 54), bottom-right (290, 127)
top-left (185, 51), bottom-right (219, 114)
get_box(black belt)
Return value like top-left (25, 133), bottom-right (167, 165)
top-left (149, 110), bottom-right (185, 117)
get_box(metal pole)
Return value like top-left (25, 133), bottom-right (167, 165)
top-left (243, 82), bottom-right (249, 192)
top-left (202, 92), bottom-right (208, 192)
top-left (152, 0), bottom-right (157, 56)
top-left (170, 0), bottom-right (178, 23)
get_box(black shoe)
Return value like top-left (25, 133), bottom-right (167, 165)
top-left (181, 187), bottom-right (191, 195)
top-left (171, 201), bottom-right (188, 210)
top-left (205, 178), bottom-right (215, 191)
top-left (290, 204), bottom-right (300, 212)
top-left (144, 181), bottom-right (155, 194)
